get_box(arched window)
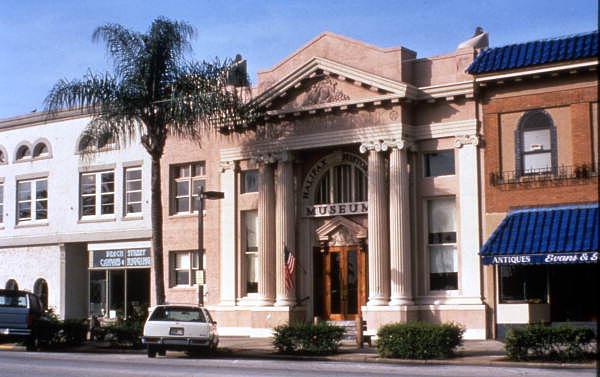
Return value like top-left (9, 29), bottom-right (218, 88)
top-left (33, 278), bottom-right (48, 309)
top-left (516, 110), bottom-right (557, 176)
top-left (0, 147), bottom-right (6, 164)
top-left (77, 133), bottom-right (117, 153)
top-left (314, 163), bottom-right (367, 204)
top-left (33, 143), bottom-right (49, 158)
top-left (15, 145), bottom-right (32, 161)
top-left (5, 279), bottom-right (18, 291)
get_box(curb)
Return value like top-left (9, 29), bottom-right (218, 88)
top-left (223, 348), bottom-right (597, 370)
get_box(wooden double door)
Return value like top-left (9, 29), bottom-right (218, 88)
top-left (316, 246), bottom-right (367, 320)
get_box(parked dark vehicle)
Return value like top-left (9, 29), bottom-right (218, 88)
top-left (0, 289), bottom-right (45, 350)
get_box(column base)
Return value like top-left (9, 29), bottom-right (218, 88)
top-left (366, 297), bottom-right (390, 306)
top-left (388, 297), bottom-right (414, 306)
top-left (275, 298), bottom-right (296, 307)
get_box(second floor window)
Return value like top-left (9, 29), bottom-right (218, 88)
top-left (17, 178), bottom-right (48, 222)
top-left (243, 210), bottom-right (259, 294)
top-left (81, 171), bottom-right (115, 217)
top-left (516, 110), bottom-right (557, 175)
top-left (424, 150), bottom-right (455, 177)
top-left (173, 162), bottom-right (205, 214)
top-left (241, 170), bottom-right (259, 193)
top-left (171, 250), bottom-right (203, 286)
top-left (124, 167), bottom-right (142, 216)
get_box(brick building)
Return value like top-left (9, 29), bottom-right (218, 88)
top-left (469, 31), bottom-right (599, 337)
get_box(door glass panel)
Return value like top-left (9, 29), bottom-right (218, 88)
top-left (330, 252), bottom-right (341, 314)
top-left (108, 270), bottom-right (125, 319)
top-left (347, 249), bottom-right (358, 314)
top-left (89, 270), bottom-right (106, 317)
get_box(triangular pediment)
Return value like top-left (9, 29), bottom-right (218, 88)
top-left (255, 57), bottom-right (415, 112)
top-left (315, 216), bottom-right (367, 246)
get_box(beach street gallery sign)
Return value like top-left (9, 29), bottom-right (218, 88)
top-left (90, 248), bottom-right (151, 269)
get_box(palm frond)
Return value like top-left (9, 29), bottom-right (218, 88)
top-left (44, 72), bottom-right (118, 114)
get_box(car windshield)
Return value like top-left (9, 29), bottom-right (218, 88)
top-left (0, 293), bottom-right (27, 307)
top-left (149, 307), bottom-right (206, 322)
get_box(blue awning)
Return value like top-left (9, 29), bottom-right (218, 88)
top-left (481, 204), bottom-right (599, 265)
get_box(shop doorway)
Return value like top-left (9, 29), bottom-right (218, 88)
top-left (549, 264), bottom-right (597, 322)
top-left (89, 268), bottom-right (150, 319)
top-left (316, 246), bottom-right (367, 320)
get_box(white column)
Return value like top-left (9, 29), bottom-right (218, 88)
top-left (361, 142), bottom-right (390, 306)
top-left (455, 135), bottom-right (483, 304)
top-left (275, 153), bottom-right (296, 306)
top-left (257, 160), bottom-right (276, 305)
top-left (219, 161), bottom-right (237, 306)
top-left (389, 143), bottom-right (413, 305)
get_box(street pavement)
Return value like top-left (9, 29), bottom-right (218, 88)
top-left (0, 351), bottom-right (595, 377)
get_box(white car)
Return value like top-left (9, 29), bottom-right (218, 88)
top-left (142, 305), bottom-right (218, 357)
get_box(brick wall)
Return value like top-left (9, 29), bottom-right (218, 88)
top-left (482, 76), bottom-right (598, 213)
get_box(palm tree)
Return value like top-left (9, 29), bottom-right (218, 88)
top-left (45, 17), bottom-right (261, 305)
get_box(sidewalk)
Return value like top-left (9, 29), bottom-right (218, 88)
top-left (218, 337), bottom-right (597, 370)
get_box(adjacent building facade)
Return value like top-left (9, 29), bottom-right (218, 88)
top-left (0, 112), bottom-right (152, 320)
top-left (470, 31), bottom-right (599, 337)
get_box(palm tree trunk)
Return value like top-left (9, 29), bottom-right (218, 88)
top-left (151, 154), bottom-right (166, 305)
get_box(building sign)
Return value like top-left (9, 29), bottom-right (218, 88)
top-left (304, 202), bottom-right (368, 218)
top-left (91, 248), bottom-right (151, 269)
top-left (482, 252), bottom-right (598, 265)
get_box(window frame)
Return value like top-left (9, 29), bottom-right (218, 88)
top-left (170, 250), bottom-right (204, 287)
top-left (171, 162), bottom-right (206, 215)
top-left (124, 166), bottom-right (143, 217)
top-left (240, 170), bottom-right (259, 194)
top-left (242, 210), bottom-right (259, 295)
top-left (426, 197), bottom-right (458, 292)
top-left (79, 170), bottom-right (116, 219)
top-left (515, 109), bottom-right (558, 177)
top-left (16, 177), bottom-right (48, 224)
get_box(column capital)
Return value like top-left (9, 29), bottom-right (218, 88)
top-left (454, 134), bottom-right (480, 149)
top-left (219, 160), bottom-right (238, 172)
top-left (359, 140), bottom-right (389, 154)
top-left (388, 139), bottom-right (414, 151)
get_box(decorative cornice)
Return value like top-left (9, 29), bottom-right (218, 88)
top-left (454, 134), bottom-right (480, 148)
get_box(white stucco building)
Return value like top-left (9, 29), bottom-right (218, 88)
top-left (0, 111), bottom-right (152, 319)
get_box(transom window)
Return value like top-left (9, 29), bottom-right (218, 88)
top-left (16, 145), bottom-right (32, 161)
top-left (171, 250), bottom-right (203, 286)
top-left (424, 150), bottom-right (455, 177)
top-left (427, 197), bottom-right (458, 291)
top-left (173, 162), bottom-right (206, 214)
top-left (516, 110), bottom-right (557, 175)
top-left (80, 171), bottom-right (115, 217)
top-left (17, 178), bottom-right (48, 222)
top-left (124, 167), bottom-right (142, 216)
top-left (314, 164), bottom-right (367, 204)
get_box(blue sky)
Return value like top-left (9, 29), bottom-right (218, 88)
top-left (0, 0), bottom-right (597, 119)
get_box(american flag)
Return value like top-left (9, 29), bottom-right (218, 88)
top-left (284, 246), bottom-right (296, 290)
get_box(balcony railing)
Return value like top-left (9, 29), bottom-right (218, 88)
top-left (490, 164), bottom-right (598, 186)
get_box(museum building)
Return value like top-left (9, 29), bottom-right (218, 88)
top-left (161, 31), bottom-right (489, 338)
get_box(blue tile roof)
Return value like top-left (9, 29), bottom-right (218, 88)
top-left (467, 31), bottom-right (598, 74)
top-left (480, 204), bottom-right (599, 264)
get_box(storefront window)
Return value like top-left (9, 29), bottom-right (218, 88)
top-left (89, 270), bottom-right (107, 316)
top-left (109, 270), bottom-right (125, 318)
top-left (499, 265), bottom-right (547, 303)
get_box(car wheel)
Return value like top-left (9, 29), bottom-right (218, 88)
top-left (25, 336), bottom-right (39, 352)
top-left (147, 346), bottom-right (157, 358)
top-left (158, 349), bottom-right (166, 356)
